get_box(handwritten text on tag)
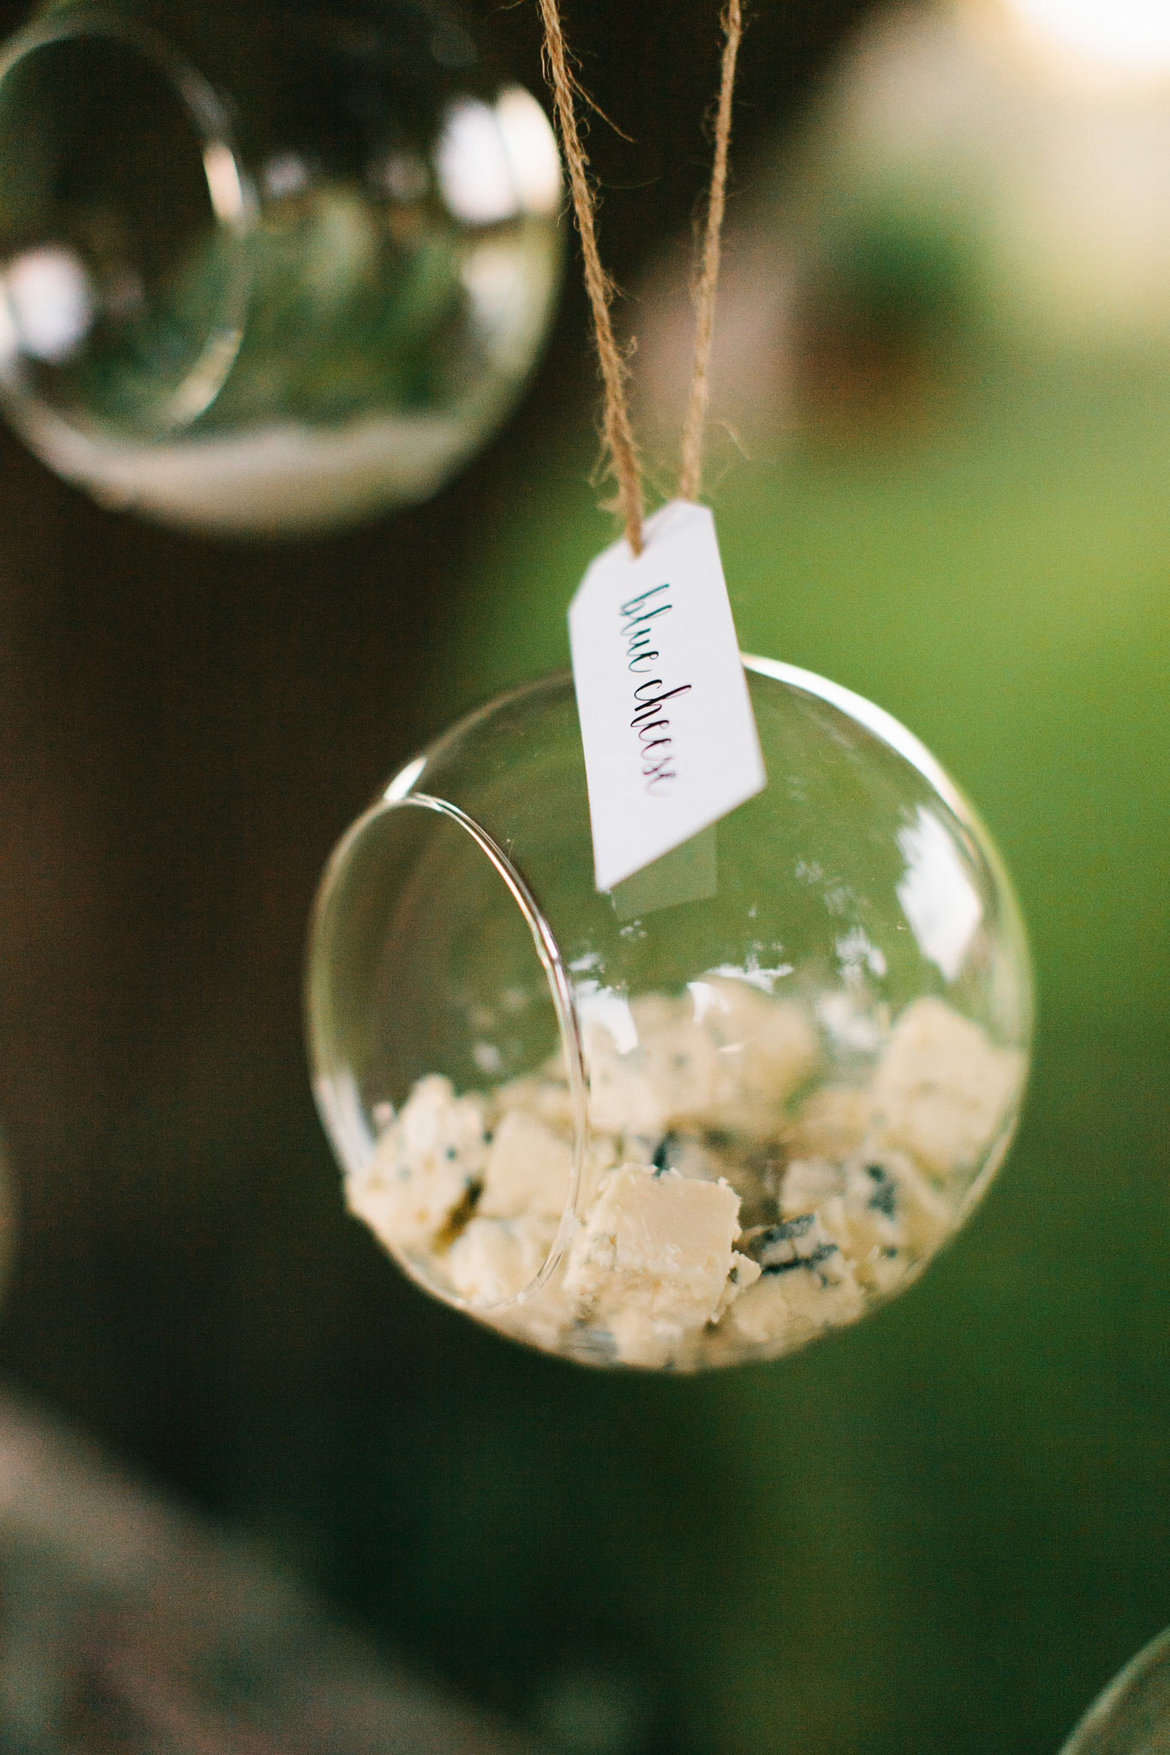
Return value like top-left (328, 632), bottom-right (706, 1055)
top-left (568, 500), bottom-right (765, 894)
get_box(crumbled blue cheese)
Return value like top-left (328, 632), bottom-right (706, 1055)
top-left (780, 1151), bottom-right (954, 1298)
top-left (346, 989), bottom-right (1022, 1369)
top-left (581, 1016), bottom-right (671, 1142)
top-left (478, 1109), bottom-right (572, 1222)
top-left (628, 993), bottom-right (726, 1126)
top-left (725, 1213), bottom-right (865, 1349)
top-left (562, 1166), bottom-right (742, 1367)
top-left (345, 1074), bottom-right (486, 1253)
top-left (697, 977), bottom-right (820, 1129)
top-left (446, 1213), bottom-right (555, 1306)
top-left (584, 978), bottom-right (820, 1145)
top-left (494, 1072), bottom-right (576, 1134)
top-left (787, 1084), bottom-right (874, 1160)
top-left (714, 1251), bottom-right (763, 1320)
top-left (564, 1165), bottom-right (740, 1317)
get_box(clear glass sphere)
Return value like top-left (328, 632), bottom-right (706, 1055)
top-left (0, 0), bottom-right (562, 536)
top-left (1060, 1627), bottom-right (1170, 1755)
top-left (306, 658), bottom-right (1032, 1370)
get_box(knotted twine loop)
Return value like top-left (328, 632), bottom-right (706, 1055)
top-left (535, 0), bottom-right (745, 555)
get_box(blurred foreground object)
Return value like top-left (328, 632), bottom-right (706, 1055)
top-left (0, 1388), bottom-right (543, 1752)
top-left (0, 0), bottom-right (561, 537)
top-left (1059, 1626), bottom-right (1170, 1755)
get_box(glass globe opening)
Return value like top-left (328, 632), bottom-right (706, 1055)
top-left (307, 789), bottom-right (589, 1313)
top-left (0, 13), bottom-right (250, 443)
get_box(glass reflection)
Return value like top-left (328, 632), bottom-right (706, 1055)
top-left (437, 97), bottom-right (522, 226)
top-left (897, 805), bottom-right (983, 980)
top-left (1, 244), bottom-right (93, 362)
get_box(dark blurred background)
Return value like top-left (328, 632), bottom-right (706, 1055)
top-left (0, 0), bottom-right (1168, 1751)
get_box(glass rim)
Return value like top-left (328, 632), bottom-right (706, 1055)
top-left (306, 787), bottom-right (591, 1314)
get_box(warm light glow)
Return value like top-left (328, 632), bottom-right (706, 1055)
top-left (1003, 0), bottom-right (1170, 73)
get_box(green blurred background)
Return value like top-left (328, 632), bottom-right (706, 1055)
top-left (0, 1), bottom-right (1167, 1751)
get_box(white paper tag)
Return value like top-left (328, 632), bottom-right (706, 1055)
top-left (569, 499), bottom-right (766, 893)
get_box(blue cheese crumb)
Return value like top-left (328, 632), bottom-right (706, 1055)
top-left (725, 1213), bottom-right (864, 1349)
top-left (714, 1250), bottom-right (763, 1320)
top-left (564, 1165), bottom-right (741, 1333)
top-left (584, 978), bottom-right (820, 1145)
top-left (871, 996), bottom-right (1023, 1174)
top-left (479, 1109), bottom-right (571, 1222)
top-left (779, 1151), bottom-right (954, 1299)
top-left (446, 1214), bottom-right (555, 1306)
top-left (346, 1074), bottom-right (487, 1254)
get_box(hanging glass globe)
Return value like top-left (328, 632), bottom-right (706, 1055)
top-left (0, 0), bottom-right (562, 536)
top-left (306, 658), bottom-right (1032, 1371)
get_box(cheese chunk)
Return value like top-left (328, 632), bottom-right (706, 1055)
top-left (864, 1153), bottom-right (954, 1259)
top-left (727, 1256), bottom-right (865, 1349)
top-left (728, 1215), bottom-right (864, 1349)
top-left (493, 1072), bottom-right (576, 1134)
top-left (699, 977), bottom-right (820, 1128)
top-left (872, 997), bottom-right (1022, 1174)
top-left (586, 982), bottom-right (818, 1147)
top-left (584, 1019), bottom-right (668, 1140)
top-left (714, 1250), bottom-right (763, 1319)
top-left (629, 992), bottom-right (724, 1122)
top-left (564, 1165), bottom-right (740, 1333)
top-left (780, 1149), bottom-right (956, 1298)
top-left (584, 1001), bottom-right (723, 1142)
top-left (446, 1214), bottom-right (554, 1306)
top-left (779, 1155), bottom-right (847, 1217)
top-left (346, 1075), bottom-right (486, 1253)
top-left (788, 1083), bottom-right (874, 1159)
top-left (479, 1109), bottom-right (572, 1222)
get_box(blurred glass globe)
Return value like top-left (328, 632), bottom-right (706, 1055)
top-left (1060, 1626), bottom-right (1170, 1755)
top-left (0, 0), bottom-right (562, 536)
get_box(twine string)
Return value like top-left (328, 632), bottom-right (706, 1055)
top-left (536, 0), bottom-right (645, 554)
top-left (678, 0), bottom-right (743, 504)
top-left (534, 0), bottom-right (745, 549)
